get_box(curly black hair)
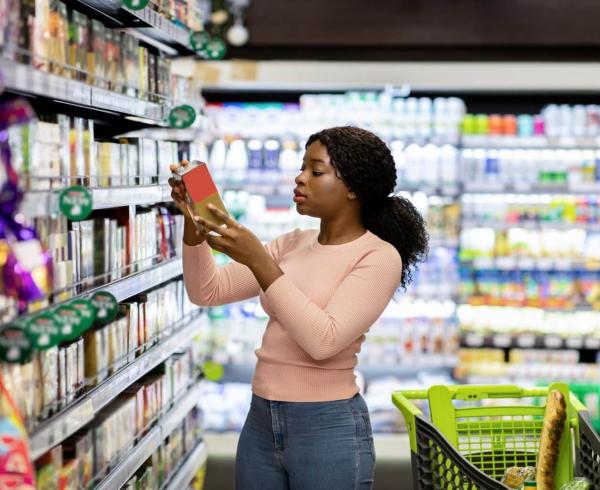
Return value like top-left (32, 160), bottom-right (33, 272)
top-left (306, 126), bottom-right (429, 288)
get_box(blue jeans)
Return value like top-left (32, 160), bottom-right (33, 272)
top-left (235, 393), bottom-right (375, 490)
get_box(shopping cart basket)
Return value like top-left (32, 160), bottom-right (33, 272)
top-left (392, 383), bottom-right (600, 489)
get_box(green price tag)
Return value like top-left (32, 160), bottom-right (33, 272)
top-left (205, 37), bottom-right (227, 60)
top-left (91, 291), bottom-right (119, 324)
top-left (59, 185), bottom-right (93, 221)
top-left (0, 324), bottom-right (34, 364)
top-left (202, 360), bottom-right (224, 381)
top-left (190, 31), bottom-right (211, 53)
top-left (70, 298), bottom-right (97, 333)
top-left (122, 0), bottom-right (149, 10)
top-left (168, 105), bottom-right (197, 129)
top-left (54, 305), bottom-right (84, 341)
top-left (27, 313), bottom-right (61, 350)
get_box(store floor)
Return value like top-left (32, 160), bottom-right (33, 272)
top-left (204, 432), bottom-right (413, 490)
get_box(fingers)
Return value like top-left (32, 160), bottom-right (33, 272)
top-left (207, 204), bottom-right (237, 228)
top-left (169, 160), bottom-right (190, 174)
top-left (197, 216), bottom-right (230, 236)
top-left (205, 233), bottom-right (225, 251)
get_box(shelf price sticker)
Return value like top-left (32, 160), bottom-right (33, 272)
top-left (59, 185), bottom-right (93, 221)
top-left (190, 31), bottom-right (211, 53)
top-left (122, 0), bottom-right (149, 10)
top-left (0, 324), bottom-right (33, 363)
top-left (91, 291), bottom-right (119, 325)
top-left (168, 105), bottom-right (196, 129)
top-left (70, 299), bottom-right (97, 333)
top-left (27, 313), bottom-right (61, 350)
top-left (205, 37), bottom-right (227, 60)
top-left (54, 305), bottom-right (85, 341)
top-left (202, 360), bottom-right (224, 381)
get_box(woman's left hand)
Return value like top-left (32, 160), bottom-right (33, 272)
top-left (197, 204), bottom-right (269, 269)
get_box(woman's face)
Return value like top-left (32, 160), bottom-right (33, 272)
top-left (293, 141), bottom-right (353, 219)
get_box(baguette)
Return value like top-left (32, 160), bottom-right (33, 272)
top-left (536, 390), bottom-right (567, 490)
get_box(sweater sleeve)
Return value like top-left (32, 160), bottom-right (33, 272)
top-left (264, 246), bottom-right (402, 361)
top-left (182, 229), bottom-right (298, 307)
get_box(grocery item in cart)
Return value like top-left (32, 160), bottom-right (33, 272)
top-left (536, 390), bottom-right (567, 490)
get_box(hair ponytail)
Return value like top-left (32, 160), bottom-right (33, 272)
top-left (362, 196), bottom-right (429, 289)
top-left (306, 126), bottom-right (429, 288)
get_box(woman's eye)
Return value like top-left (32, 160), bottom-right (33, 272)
top-left (312, 171), bottom-right (323, 176)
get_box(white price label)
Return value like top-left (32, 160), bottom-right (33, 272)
top-left (464, 333), bottom-right (485, 347)
top-left (536, 258), bottom-right (553, 270)
top-left (493, 334), bottom-right (512, 348)
top-left (496, 257), bottom-right (517, 271)
top-left (517, 334), bottom-right (536, 348)
top-left (565, 337), bottom-right (584, 349)
top-left (584, 337), bottom-right (600, 350)
top-left (544, 335), bottom-right (563, 349)
top-left (518, 257), bottom-right (535, 270)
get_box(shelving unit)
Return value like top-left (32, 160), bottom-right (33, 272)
top-left (162, 439), bottom-right (208, 490)
top-left (0, 59), bottom-right (165, 122)
top-left (19, 184), bottom-right (174, 218)
top-left (29, 312), bottom-right (205, 459)
top-left (94, 382), bottom-right (203, 490)
top-left (0, 0), bottom-right (211, 485)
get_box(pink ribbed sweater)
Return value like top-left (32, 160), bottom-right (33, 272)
top-left (182, 229), bottom-right (402, 402)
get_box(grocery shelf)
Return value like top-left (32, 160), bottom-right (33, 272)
top-left (100, 257), bottom-right (182, 301)
top-left (461, 332), bottom-right (600, 351)
top-left (162, 440), bottom-right (208, 490)
top-left (29, 313), bottom-right (206, 460)
top-left (0, 59), bottom-right (164, 122)
top-left (463, 181), bottom-right (600, 195)
top-left (95, 382), bottom-right (202, 490)
top-left (19, 184), bottom-right (173, 218)
top-left (461, 220), bottom-right (600, 232)
top-left (461, 135), bottom-right (600, 149)
top-left (70, 0), bottom-right (195, 56)
top-left (460, 256), bottom-right (599, 271)
top-left (395, 183), bottom-right (461, 197)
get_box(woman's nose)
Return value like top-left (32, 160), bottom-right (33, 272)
top-left (295, 171), bottom-right (306, 185)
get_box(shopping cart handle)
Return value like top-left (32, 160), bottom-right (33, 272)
top-left (447, 384), bottom-right (548, 401)
top-left (395, 390), bottom-right (428, 400)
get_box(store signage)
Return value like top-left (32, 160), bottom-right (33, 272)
top-left (168, 105), bottom-right (196, 129)
top-left (27, 313), bottom-right (61, 349)
top-left (91, 291), bottom-right (119, 324)
top-left (59, 185), bottom-right (93, 221)
top-left (54, 305), bottom-right (85, 341)
top-left (0, 324), bottom-right (33, 363)
top-left (122, 0), bottom-right (149, 10)
top-left (70, 298), bottom-right (98, 333)
top-left (190, 31), bottom-right (211, 53)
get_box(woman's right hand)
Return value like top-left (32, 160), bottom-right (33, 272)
top-left (169, 160), bottom-right (193, 218)
top-left (169, 160), bottom-right (206, 245)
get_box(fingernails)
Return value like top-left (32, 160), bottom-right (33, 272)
top-left (207, 204), bottom-right (215, 210)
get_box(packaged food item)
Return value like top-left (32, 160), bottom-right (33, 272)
top-left (68, 9), bottom-right (88, 82)
top-left (57, 346), bottom-right (67, 408)
top-left (33, 0), bottom-right (51, 71)
top-left (138, 46), bottom-right (149, 100)
top-left (36, 347), bottom-right (59, 417)
top-left (48, 0), bottom-right (69, 76)
top-left (560, 478), bottom-right (591, 490)
top-left (84, 326), bottom-right (108, 386)
top-left (36, 445), bottom-right (63, 490)
top-left (536, 390), bottom-right (567, 490)
top-left (88, 19), bottom-right (106, 88)
top-left (58, 458), bottom-right (79, 489)
top-left (501, 466), bottom-right (536, 489)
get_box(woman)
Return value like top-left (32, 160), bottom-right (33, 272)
top-left (169, 126), bottom-right (429, 490)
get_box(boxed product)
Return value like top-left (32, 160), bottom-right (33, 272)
top-left (84, 326), bottom-right (109, 386)
top-left (58, 458), bottom-right (79, 490)
top-left (68, 9), bottom-right (89, 82)
top-left (48, 0), bottom-right (69, 76)
top-left (36, 445), bottom-right (63, 490)
top-left (147, 53), bottom-right (157, 102)
top-left (36, 347), bottom-right (59, 417)
top-left (32, 0), bottom-right (50, 71)
top-left (62, 431), bottom-right (93, 489)
top-left (88, 19), bottom-right (106, 88)
top-left (137, 46), bottom-right (149, 99)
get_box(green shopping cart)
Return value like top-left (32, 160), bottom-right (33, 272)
top-left (392, 383), bottom-right (600, 489)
